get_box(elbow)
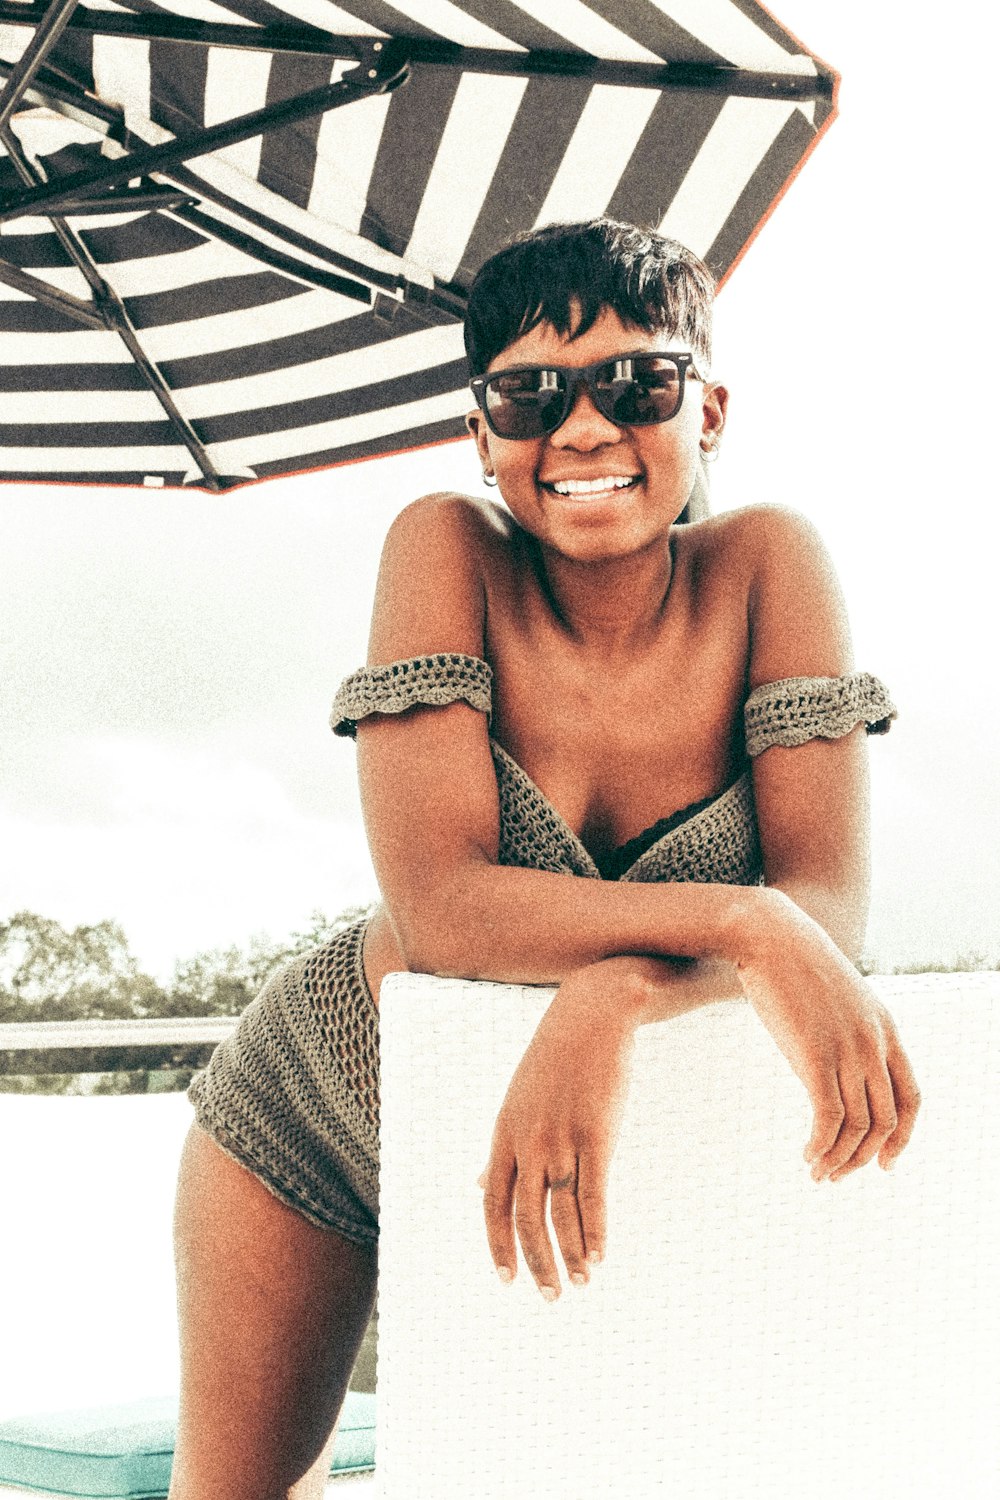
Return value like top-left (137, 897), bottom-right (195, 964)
top-left (394, 922), bottom-right (454, 979)
top-left (387, 897), bottom-right (446, 976)
top-left (766, 873), bottom-right (868, 966)
top-left (388, 862), bottom-right (495, 977)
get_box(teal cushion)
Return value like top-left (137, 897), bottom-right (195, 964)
top-left (0, 1391), bottom-right (376, 1497)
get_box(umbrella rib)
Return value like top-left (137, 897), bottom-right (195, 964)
top-left (0, 0), bottom-right (81, 136)
top-left (165, 164), bottom-right (465, 320)
top-left (171, 204), bottom-right (374, 307)
top-left (0, 253), bottom-right (105, 328)
top-left (0, 42), bottom-right (466, 322)
top-left (168, 197), bottom-right (465, 322)
top-left (0, 55), bottom-right (125, 140)
top-left (53, 184), bottom-right (198, 216)
top-left (0, 45), bottom-right (411, 225)
top-left (0, 5), bottom-right (833, 101)
top-left (1, 120), bottom-right (225, 492)
top-left (0, 47), bottom-right (424, 303)
top-left (0, 64), bottom-right (464, 320)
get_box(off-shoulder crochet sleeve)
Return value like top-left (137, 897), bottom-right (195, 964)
top-left (744, 672), bottom-right (896, 758)
top-left (330, 652), bottom-right (493, 739)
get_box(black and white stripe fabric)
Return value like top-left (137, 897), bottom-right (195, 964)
top-left (0, 0), bottom-right (836, 491)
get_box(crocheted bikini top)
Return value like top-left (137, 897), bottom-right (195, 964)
top-left (331, 655), bottom-right (896, 887)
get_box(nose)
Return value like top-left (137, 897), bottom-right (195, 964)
top-left (548, 381), bottom-right (622, 452)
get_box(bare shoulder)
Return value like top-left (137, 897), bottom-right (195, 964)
top-left (682, 502), bottom-right (826, 569)
top-left (721, 504), bottom-right (853, 681)
top-left (382, 491), bottom-right (514, 564)
top-left (674, 504), bottom-right (851, 682)
top-left (681, 504), bottom-right (837, 600)
top-left (368, 493), bottom-right (512, 663)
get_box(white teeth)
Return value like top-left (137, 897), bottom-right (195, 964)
top-left (549, 476), bottom-right (636, 495)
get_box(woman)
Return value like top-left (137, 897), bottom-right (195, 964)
top-left (169, 219), bottom-right (919, 1500)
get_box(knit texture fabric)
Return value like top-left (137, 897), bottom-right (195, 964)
top-left (331, 653), bottom-right (493, 738)
top-left (192, 654), bottom-right (895, 1242)
top-left (188, 918), bottom-right (380, 1242)
top-left (333, 654), bottom-right (896, 886)
top-left (744, 671), bottom-right (896, 757)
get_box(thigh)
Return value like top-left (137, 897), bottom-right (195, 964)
top-left (169, 1122), bottom-right (377, 1500)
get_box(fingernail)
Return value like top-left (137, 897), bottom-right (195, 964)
top-left (497, 1265), bottom-right (513, 1284)
top-left (570, 1272), bottom-right (587, 1287)
top-left (586, 1249), bottom-right (603, 1265)
top-left (540, 1285), bottom-right (558, 1302)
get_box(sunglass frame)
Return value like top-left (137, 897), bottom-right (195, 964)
top-left (469, 350), bottom-right (701, 440)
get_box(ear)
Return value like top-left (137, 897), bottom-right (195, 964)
top-left (465, 409), bottom-right (493, 471)
top-left (701, 382), bottom-right (728, 446)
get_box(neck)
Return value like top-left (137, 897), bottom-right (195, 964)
top-left (529, 531), bottom-right (676, 654)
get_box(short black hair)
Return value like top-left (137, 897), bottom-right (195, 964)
top-left (464, 218), bottom-right (714, 378)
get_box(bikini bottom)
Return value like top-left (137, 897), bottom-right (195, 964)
top-left (187, 916), bottom-right (380, 1244)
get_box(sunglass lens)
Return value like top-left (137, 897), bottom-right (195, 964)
top-left (484, 369), bottom-right (566, 438)
top-left (595, 356), bottom-right (683, 425)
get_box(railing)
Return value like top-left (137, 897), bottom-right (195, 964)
top-left (0, 1017), bottom-right (237, 1077)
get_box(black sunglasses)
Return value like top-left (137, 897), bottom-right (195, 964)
top-left (470, 351), bottom-right (701, 441)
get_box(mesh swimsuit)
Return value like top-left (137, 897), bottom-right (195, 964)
top-left (188, 655), bottom-right (896, 1244)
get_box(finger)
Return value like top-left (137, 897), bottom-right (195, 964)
top-left (878, 1043), bottom-right (922, 1169)
top-left (547, 1160), bottom-right (588, 1286)
top-left (814, 1068), bottom-right (870, 1179)
top-left (803, 1067), bottom-right (845, 1164)
top-left (829, 1066), bottom-right (897, 1180)
top-left (481, 1150), bottom-right (518, 1283)
top-left (514, 1170), bottom-right (562, 1300)
top-left (575, 1143), bottom-right (609, 1267)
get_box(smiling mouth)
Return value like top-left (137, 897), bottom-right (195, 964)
top-left (541, 475), bottom-right (640, 497)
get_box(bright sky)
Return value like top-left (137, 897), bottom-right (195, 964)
top-left (2, 3), bottom-right (998, 978)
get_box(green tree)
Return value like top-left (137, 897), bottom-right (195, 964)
top-left (161, 905), bottom-right (375, 1018)
top-left (0, 910), bottom-right (166, 1024)
top-left (1, 905), bottom-right (373, 1094)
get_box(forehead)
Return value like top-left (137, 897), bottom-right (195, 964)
top-left (488, 305), bottom-right (686, 373)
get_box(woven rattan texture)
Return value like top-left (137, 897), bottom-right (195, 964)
top-left (376, 972), bottom-right (1000, 1499)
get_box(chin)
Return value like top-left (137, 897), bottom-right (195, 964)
top-left (545, 519), bottom-right (663, 565)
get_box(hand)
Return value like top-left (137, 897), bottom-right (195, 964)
top-left (738, 900), bottom-right (921, 1181)
top-left (479, 966), bottom-right (636, 1300)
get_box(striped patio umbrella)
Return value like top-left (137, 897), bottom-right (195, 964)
top-left (0, 0), bottom-right (837, 493)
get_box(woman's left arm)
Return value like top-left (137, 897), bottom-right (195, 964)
top-left (742, 504), bottom-right (871, 957)
top-left (554, 505), bottom-right (873, 1032)
top-left (595, 508), bottom-right (888, 1019)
